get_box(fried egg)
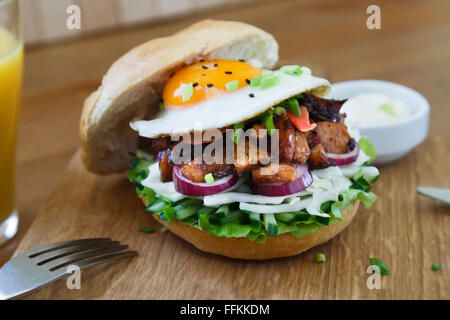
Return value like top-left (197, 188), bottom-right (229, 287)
top-left (131, 60), bottom-right (330, 138)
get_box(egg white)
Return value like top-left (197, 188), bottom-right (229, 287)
top-left (130, 68), bottom-right (330, 138)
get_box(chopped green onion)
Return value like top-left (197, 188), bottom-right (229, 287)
top-left (232, 122), bottom-right (245, 144)
top-left (146, 198), bottom-right (166, 213)
top-left (260, 75), bottom-right (280, 90)
top-left (249, 212), bottom-right (261, 233)
top-left (234, 122), bottom-right (245, 130)
top-left (219, 210), bottom-right (243, 224)
top-left (315, 253), bottom-right (326, 263)
top-left (380, 103), bottom-right (396, 117)
top-left (204, 173), bottom-right (214, 184)
top-left (264, 113), bottom-right (276, 136)
top-left (264, 214), bottom-right (278, 237)
top-left (181, 83), bottom-right (194, 102)
top-left (225, 79), bottom-right (239, 92)
top-left (215, 204), bottom-right (230, 215)
top-left (275, 212), bottom-right (296, 223)
top-left (250, 76), bottom-right (262, 87)
top-left (369, 258), bottom-right (389, 275)
top-left (139, 227), bottom-right (156, 234)
top-left (431, 264), bottom-right (440, 271)
top-left (274, 106), bottom-right (286, 116)
top-left (279, 65), bottom-right (303, 76)
top-left (159, 102), bottom-right (165, 111)
top-left (197, 206), bottom-right (216, 215)
top-left (232, 131), bottom-right (242, 144)
top-left (288, 98), bottom-right (301, 116)
top-left (174, 206), bottom-right (199, 220)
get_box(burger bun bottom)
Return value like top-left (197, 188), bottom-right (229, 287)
top-left (144, 198), bottom-right (360, 260)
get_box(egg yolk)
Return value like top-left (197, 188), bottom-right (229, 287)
top-left (162, 59), bottom-right (262, 107)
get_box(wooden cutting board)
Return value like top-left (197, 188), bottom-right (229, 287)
top-left (13, 137), bottom-right (449, 299)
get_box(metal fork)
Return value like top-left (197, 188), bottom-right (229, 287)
top-left (0, 238), bottom-right (137, 300)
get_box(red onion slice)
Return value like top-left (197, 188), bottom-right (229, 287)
top-left (327, 143), bottom-right (360, 166)
top-left (249, 165), bottom-right (313, 197)
top-left (173, 166), bottom-right (239, 197)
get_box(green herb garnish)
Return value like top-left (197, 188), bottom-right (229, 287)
top-left (232, 122), bottom-right (245, 144)
top-left (369, 258), bottom-right (389, 275)
top-left (288, 98), bottom-right (301, 116)
top-left (260, 75), bottom-right (281, 90)
top-left (431, 264), bottom-right (440, 271)
top-left (380, 103), bottom-right (396, 117)
top-left (181, 83), bottom-right (194, 102)
top-left (279, 65), bottom-right (303, 76)
top-left (159, 102), bottom-right (165, 111)
top-left (315, 253), bottom-right (326, 263)
top-left (204, 173), bottom-right (215, 184)
top-left (225, 80), bottom-right (239, 92)
top-left (264, 113), bottom-right (276, 136)
top-left (250, 76), bottom-right (263, 87)
top-left (139, 227), bottom-right (156, 234)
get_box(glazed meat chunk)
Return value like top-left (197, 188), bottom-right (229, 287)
top-left (308, 145), bottom-right (329, 169)
top-left (181, 161), bottom-right (235, 183)
top-left (275, 115), bottom-right (295, 162)
top-left (251, 163), bottom-right (297, 184)
top-left (313, 122), bottom-right (352, 154)
top-left (293, 131), bottom-right (310, 164)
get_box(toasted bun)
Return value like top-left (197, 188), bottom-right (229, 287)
top-left (80, 19), bottom-right (279, 174)
top-left (149, 200), bottom-right (360, 260)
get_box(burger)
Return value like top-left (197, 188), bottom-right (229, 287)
top-left (80, 20), bottom-right (379, 260)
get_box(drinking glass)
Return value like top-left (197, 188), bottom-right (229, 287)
top-left (0, 0), bottom-right (22, 245)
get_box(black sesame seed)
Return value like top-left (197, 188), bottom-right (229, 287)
top-left (207, 83), bottom-right (214, 88)
top-left (199, 59), bottom-right (205, 62)
top-left (214, 63), bottom-right (218, 67)
top-left (169, 72), bottom-right (175, 78)
top-left (225, 71), bottom-right (232, 74)
top-left (239, 59), bottom-right (245, 62)
top-left (193, 82), bottom-right (198, 87)
top-left (249, 93), bottom-right (255, 98)
top-left (202, 65), bottom-right (208, 70)
top-left (245, 78), bottom-right (250, 84)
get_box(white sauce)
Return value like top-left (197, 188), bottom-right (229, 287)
top-left (341, 92), bottom-right (410, 127)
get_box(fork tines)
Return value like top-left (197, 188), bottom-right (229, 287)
top-left (29, 238), bottom-right (137, 272)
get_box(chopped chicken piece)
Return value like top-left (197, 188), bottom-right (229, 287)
top-left (313, 122), bottom-right (351, 154)
top-left (251, 163), bottom-right (297, 184)
top-left (181, 161), bottom-right (234, 183)
top-left (308, 145), bottom-right (329, 169)
top-left (275, 115), bottom-right (295, 162)
top-left (293, 131), bottom-right (310, 164)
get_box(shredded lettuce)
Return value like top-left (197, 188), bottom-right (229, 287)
top-left (359, 137), bottom-right (377, 162)
top-left (127, 154), bottom-right (378, 243)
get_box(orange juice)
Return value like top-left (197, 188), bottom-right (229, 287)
top-left (0, 28), bottom-right (23, 223)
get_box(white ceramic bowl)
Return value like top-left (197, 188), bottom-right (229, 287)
top-left (326, 80), bottom-right (430, 165)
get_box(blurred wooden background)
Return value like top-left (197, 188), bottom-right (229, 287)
top-left (23, 0), bottom-right (257, 45)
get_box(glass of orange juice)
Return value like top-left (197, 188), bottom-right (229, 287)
top-left (0, 0), bottom-right (22, 245)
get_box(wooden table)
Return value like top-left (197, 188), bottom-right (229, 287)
top-left (1, 0), bottom-right (449, 298)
